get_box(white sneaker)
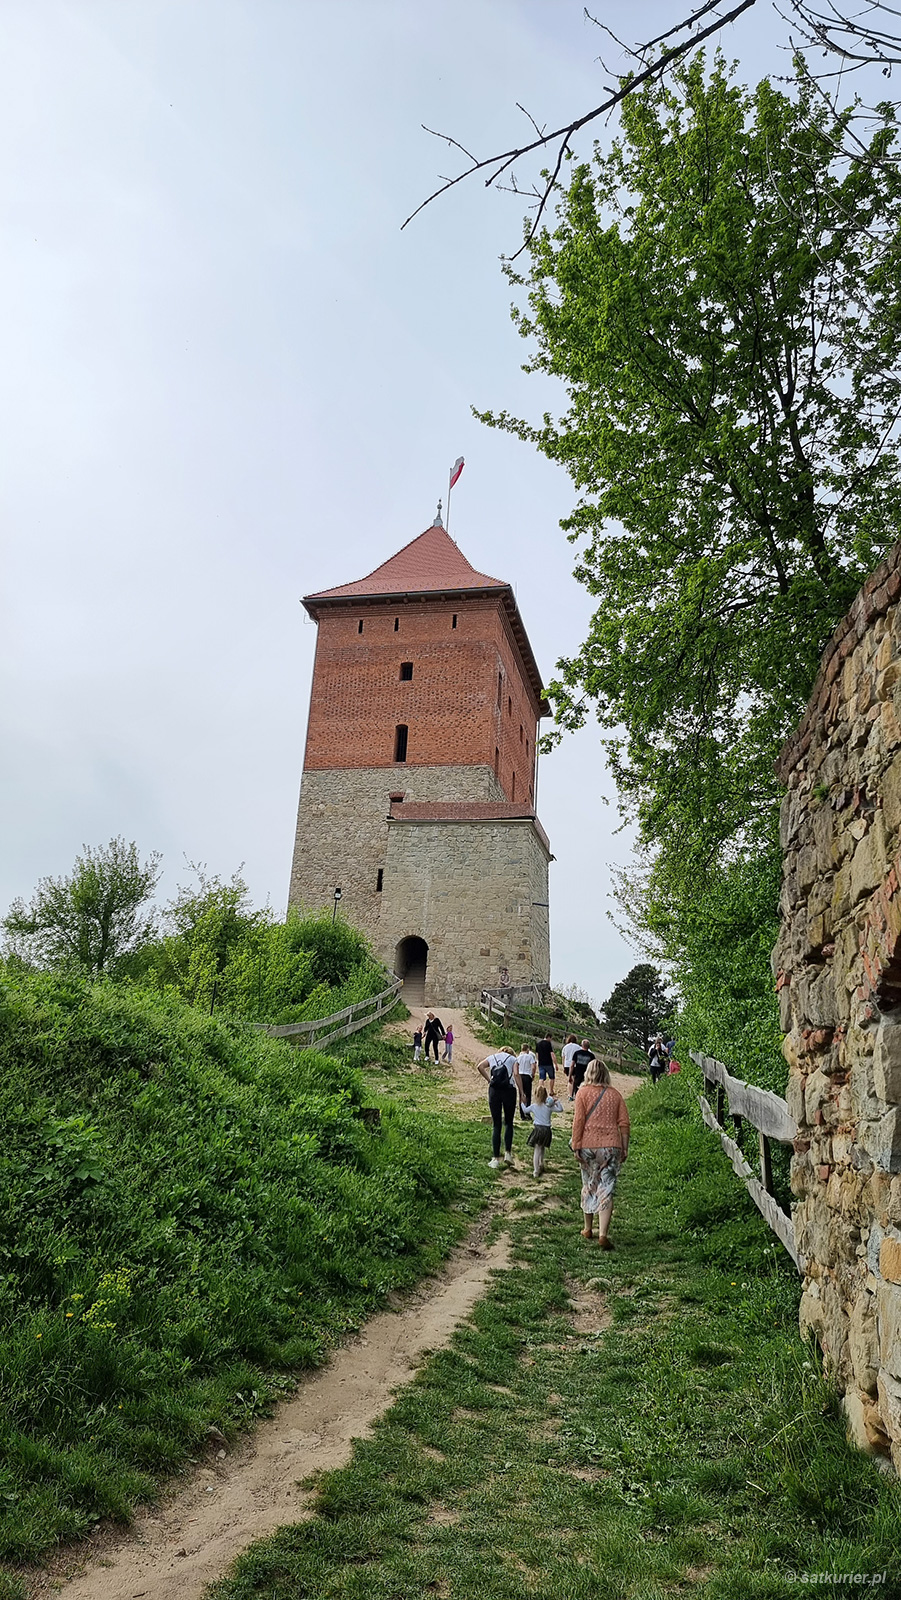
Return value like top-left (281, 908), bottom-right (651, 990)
top-left (504, 1153), bottom-right (514, 1166)
top-left (489, 1157), bottom-right (502, 1169)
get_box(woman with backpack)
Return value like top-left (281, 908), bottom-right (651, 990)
top-left (477, 1046), bottom-right (524, 1169)
top-left (570, 1060), bottom-right (630, 1247)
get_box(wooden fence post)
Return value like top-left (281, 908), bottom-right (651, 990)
top-left (759, 1130), bottom-right (773, 1195)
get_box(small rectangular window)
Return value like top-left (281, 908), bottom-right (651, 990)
top-left (511, 772), bottom-right (516, 800)
top-left (519, 724), bottom-right (523, 743)
top-left (494, 745), bottom-right (499, 774)
top-left (452, 613), bottom-right (457, 629)
top-left (394, 724), bottom-right (408, 762)
top-left (358, 619), bottom-right (364, 634)
top-left (394, 617), bottom-right (399, 632)
top-left (508, 695), bottom-right (512, 716)
top-left (400, 661), bottom-right (413, 681)
top-left (497, 673), bottom-right (502, 708)
top-left (376, 868), bottom-right (384, 892)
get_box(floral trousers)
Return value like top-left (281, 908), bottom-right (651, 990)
top-left (576, 1146), bottom-right (623, 1215)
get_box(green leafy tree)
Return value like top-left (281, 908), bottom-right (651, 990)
top-left (480, 56), bottom-right (901, 876)
top-left (2, 838), bottom-right (161, 976)
top-left (138, 865), bottom-right (382, 1023)
top-left (600, 962), bottom-right (673, 1051)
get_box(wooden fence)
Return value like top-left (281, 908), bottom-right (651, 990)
top-left (691, 1050), bottom-right (803, 1271)
top-left (480, 990), bottom-right (646, 1072)
top-left (259, 976), bottom-right (404, 1051)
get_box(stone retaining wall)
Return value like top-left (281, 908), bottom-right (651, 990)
top-left (773, 540), bottom-right (901, 1464)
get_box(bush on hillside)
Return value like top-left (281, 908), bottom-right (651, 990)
top-left (0, 965), bottom-right (471, 1560)
top-left (131, 868), bottom-right (385, 1024)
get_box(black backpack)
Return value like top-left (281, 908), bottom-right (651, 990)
top-left (489, 1053), bottom-right (514, 1085)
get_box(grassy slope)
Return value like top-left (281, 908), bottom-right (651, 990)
top-left (0, 973), bottom-right (490, 1566)
top-left (209, 1072), bottom-right (901, 1600)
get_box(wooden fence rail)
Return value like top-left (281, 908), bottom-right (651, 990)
top-left (258, 976), bottom-right (404, 1050)
top-left (690, 1049), bottom-right (804, 1272)
top-left (480, 990), bottom-right (646, 1072)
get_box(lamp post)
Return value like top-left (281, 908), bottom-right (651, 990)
top-left (333, 886), bottom-right (342, 924)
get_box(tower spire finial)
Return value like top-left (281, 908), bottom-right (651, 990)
top-left (434, 498), bottom-right (443, 527)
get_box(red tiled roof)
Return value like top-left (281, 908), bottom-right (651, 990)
top-left (305, 524), bottom-right (507, 602)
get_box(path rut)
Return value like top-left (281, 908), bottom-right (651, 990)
top-left (50, 1231), bottom-right (510, 1600)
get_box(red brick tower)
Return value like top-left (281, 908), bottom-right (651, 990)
top-left (288, 519), bottom-right (551, 1004)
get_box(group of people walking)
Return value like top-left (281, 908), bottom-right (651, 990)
top-left (412, 1012), bottom-right (453, 1063)
top-left (647, 1033), bottom-right (678, 1085)
top-left (410, 1013), bottom-right (635, 1247)
top-left (477, 1035), bottom-right (630, 1249)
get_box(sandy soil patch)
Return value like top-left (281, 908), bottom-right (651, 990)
top-left (46, 1229), bottom-right (511, 1600)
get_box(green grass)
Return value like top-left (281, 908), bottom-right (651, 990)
top-left (207, 1073), bottom-right (901, 1600)
top-left (0, 971), bottom-right (492, 1565)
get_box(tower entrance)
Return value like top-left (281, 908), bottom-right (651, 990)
top-left (395, 935), bottom-right (428, 1005)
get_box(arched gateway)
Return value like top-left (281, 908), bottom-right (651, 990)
top-left (395, 935), bottom-right (428, 1005)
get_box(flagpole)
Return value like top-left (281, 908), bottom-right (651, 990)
top-left (446, 466), bottom-right (453, 534)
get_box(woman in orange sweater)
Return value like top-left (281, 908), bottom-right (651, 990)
top-left (569, 1060), bottom-right (630, 1247)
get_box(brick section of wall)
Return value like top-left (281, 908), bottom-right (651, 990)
top-left (302, 595), bottom-right (540, 806)
top-left (379, 815), bottom-right (551, 1005)
top-left (288, 764), bottom-right (505, 945)
top-left (774, 537), bottom-right (901, 1466)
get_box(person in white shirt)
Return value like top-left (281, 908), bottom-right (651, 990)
top-left (561, 1034), bottom-right (580, 1098)
top-left (517, 1042), bottom-right (537, 1119)
top-left (526, 1085), bottom-right (564, 1177)
top-left (477, 1047), bottom-right (524, 1168)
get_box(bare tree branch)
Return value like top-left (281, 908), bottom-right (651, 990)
top-left (404, 0), bottom-right (901, 253)
top-left (401, 0), bottom-right (759, 251)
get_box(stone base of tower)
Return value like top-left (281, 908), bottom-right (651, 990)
top-left (379, 808), bottom-right (550, 1007)
top-left (288, 766), bottom-right (550, 1006)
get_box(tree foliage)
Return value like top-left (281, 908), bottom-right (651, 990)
top-left (614, 837), bottom-right (784, 1091)
top-left (480, 56), bottom-right (901, 876)
top-left (137, 866), bottom-right (383, 1024)
top-left (2, 838), bottom-right (161, 977)
top-left (600, 962), bottom-right (674, 1051)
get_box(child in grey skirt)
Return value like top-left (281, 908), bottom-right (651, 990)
top-left (526, 1084), bottom-right (564, 1177)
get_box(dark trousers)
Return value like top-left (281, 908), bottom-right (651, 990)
top-left (519, 1074), bottom-right (533, 1118)
top-left (489, 1082), bottom-right (518, 1156)
top-left (424, 1032), bottom-right (441, 1060)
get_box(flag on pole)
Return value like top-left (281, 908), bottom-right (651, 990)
top-left (449, 456), bottom-right (464, 489)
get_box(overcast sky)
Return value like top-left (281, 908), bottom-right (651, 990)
top-left (1, 1), bottom-right (803, 1004)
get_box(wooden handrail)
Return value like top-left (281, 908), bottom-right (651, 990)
top-left (690, 1049), bottom-right (803, 1273)
top-left (261, 976), bottom-right (404, 1041)
top-left (479, 991), bottom-right (645, 1068)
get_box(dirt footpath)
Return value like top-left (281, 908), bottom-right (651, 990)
top-left (49, 1229), bottom-right (511, 1600)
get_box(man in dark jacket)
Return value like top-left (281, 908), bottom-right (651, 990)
top-left (570, 1040), bottom-right (595, 1097)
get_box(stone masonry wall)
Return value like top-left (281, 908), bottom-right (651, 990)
top-left (380, 815), bottom-right (551, 1006)
top-left (288, 764), bottom-right (505, 945)
top-left (773, 541), bottom-right (901, 1463)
